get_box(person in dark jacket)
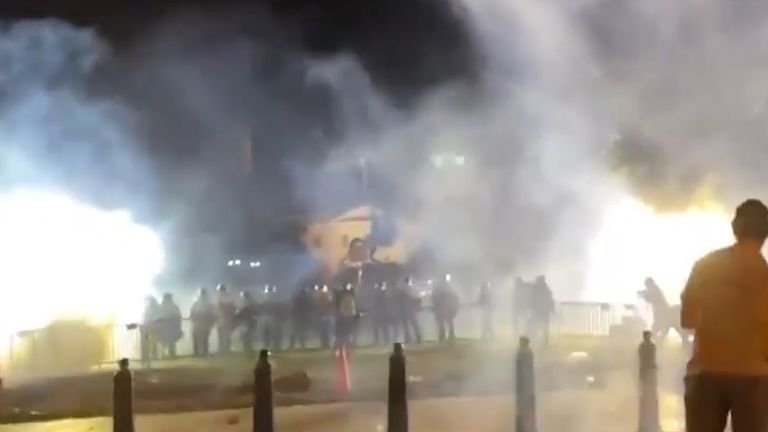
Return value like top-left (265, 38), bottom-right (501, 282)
top-left (334, 283), bottom-right (359, 350)
top-left (215, 284), bottom-right (237, 354)
top-left (371, 282), bottom-right (393, 345)
top-left (314, 285), bottom-right (335, 349)
top-left (158, 293), bottom-right (183, 358)
top-left (394, 277), bottom-right (422, 344)
top-left (237, 291), bottom-right (259, 357)
top-left (432, 275), bottom-right (459, 343)
top-left (289, 286), bottom-right (312, 349)
top-left (190, 288), bottom-right (216, 356)
top-left (261, 285), bottom-right (286, 350)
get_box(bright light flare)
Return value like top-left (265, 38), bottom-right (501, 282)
top-left (585, 196), bottom-right (732, 304)
top-left (0, 189), bottom-right (164, 343)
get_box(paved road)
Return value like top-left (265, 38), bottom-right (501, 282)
top-left (4, 390), bottom-right (685, 432)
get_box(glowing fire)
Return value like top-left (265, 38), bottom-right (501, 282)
top-left (0, 190), bottom-right (164, 349)
top-left (585, 196), bottom-right (732, 304)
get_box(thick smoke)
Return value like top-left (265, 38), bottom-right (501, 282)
top-left (4, 0), bottom-right (768, 298)
top-left (0, 20), bottom-right (153, 210)
top-left (295, 0), bottom-right (768, 297)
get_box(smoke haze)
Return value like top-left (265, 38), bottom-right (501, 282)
top-left (1, 0), bottom-right (767, 297)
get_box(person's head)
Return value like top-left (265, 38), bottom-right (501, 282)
top-left (198, 287), bottom-right (208, 298)
top-left (145, 295), bottom-right (156, 306)
top-left (642, 330), bottom-right (652, 342)
top-left (162, 293), bottom-right (173, 303)
top-left (217, 284), bottom-right (226, 293)
top-left (732, 199), bottom-right (768, 246)
top-left (241, 291), bottom-right (251, 300)
top-left (643, 277), bottom-right (656, 290)
top-left (519, 336), bottom-right (530, 348)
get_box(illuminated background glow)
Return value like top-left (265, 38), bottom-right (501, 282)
top-left (0, 189), bottom-right (165, 346)
top-left (584, 195), bottom-right (732, 304)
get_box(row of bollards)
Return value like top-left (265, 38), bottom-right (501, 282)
top-left (112, 334), bottom-right (659, 432)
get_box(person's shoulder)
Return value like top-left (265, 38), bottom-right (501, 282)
top-left (697, 246), bottom-right (733, 267)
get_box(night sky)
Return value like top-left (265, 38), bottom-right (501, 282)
top-left (0, 0), bottom-right (476, 100)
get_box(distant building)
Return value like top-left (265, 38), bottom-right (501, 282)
top-left (302, 206), bottom-right (421, 273)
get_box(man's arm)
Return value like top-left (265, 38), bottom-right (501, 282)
top-left (680, 260), bottom-right (704, 330)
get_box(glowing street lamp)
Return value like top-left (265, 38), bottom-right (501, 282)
top-left (430, 153), bottom-right (466, 168)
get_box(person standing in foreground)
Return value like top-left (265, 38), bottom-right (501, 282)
top-left (681, 199), bottom-right (768, 432)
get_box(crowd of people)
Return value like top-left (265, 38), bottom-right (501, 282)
top-left (136, 273), bottom-right (556, 365)
top-left (128, 198), bottom-right (768, 432)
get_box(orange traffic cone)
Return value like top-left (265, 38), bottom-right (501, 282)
top-left (335, 345), bottom-right (351, 395)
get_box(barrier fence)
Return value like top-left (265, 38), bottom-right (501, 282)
top-left (106, 334), bottom-right (660, 432)
top-left (2, 301), bottom-right (644, 373)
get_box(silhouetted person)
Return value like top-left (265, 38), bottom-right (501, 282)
top-left (681, 199), bottom-right (768, 432)
top-left (372, 282), bottom-right (393, 345)
top-left (289, 287), bottom-right (312, 349)
top-left (432, 275), bottom-right (459, 343)
top-left (140, 295), bottom-right (160, 367)
top-left (529, 275), bottom-right (554, 345)
top-left (395, 278), bottom-right (422, 344)
top-left (638, 277), bottom-right (690, 348)
top-left (190, 288), bottom-right (216, 356)
top-left (237, 291), bottom-right (259, 356)
top-left (478, 281), bottom-right (494, 339)
top-left (334, 284), bottom-right (359, 349)
top-left (261, 285), bottom-right (285, 351)
top-left (215, 284), bottom-right (237, 354)
top-left (158, 293), bottom-right (182, 358)
top-left (314, 285), bottom-right (334, 349)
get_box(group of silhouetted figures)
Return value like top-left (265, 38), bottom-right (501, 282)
top-left (137, 274), bottom-right (540, 364)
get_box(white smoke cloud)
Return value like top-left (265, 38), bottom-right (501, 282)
top-left (0, 20), bottom-right (152, 207)
top-left (3, 0), bottom-right (766, 300)
top-left (299, 0), bottom-right (768, 299)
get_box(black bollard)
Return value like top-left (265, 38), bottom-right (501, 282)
top-left (515, 336), bottom-right (537, 432)
top-left (638, 331), bottom-right (660, 432)
top-left (253, 349), bottom-right (274, 432)
top-left (388, 343), bottom-right (408, 432)
top-left (113, 358), bottom-right (134, 432)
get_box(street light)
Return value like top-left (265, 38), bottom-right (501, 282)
top-left (430, 153), bottom-right (466, 169)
